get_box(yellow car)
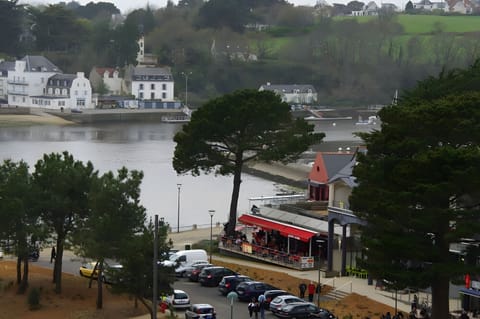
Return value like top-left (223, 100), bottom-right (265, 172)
top-left (79, 261), bottom-right (99, 278)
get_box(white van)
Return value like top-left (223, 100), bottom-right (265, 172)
top-left (162, 249), bottom-right (208, 271)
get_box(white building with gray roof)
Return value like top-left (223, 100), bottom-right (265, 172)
top-left (0, 60), bottom-right (15, 102)
top-left (31, 72), bottom-right (92, 110)
top-left (130, 66), bottom-right (174, 102)
top-left (7, 55), bottom-right (62, 107)
top-left (7, 55), bottom-right (93, 110)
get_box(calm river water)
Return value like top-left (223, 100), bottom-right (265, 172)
top-left (0, 118), bottom-right (377, 229)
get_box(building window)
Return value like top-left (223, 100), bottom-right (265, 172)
top-left (139, 83), bottom-right (144, 90)
top-left (75, 90), bottom-right (78, 95)
top-left (139, 92), bottom-right (144, 99)
top-left (162, 92), bottom-right (166, 99)
top-left (162, 83), bottom-right (166, 90)
top-left (77, 99), bottom-right (85, 106)
top-left (151, 83), bottom-right (155, 90)
top-left (151, 92), bottom-right (155, 99)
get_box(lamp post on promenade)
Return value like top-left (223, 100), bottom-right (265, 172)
top-left (153, 215), bottom-right (159, 319)
top-left (317, 239), bottom-right (325, 307)
top-left (209, 210), bottom-right (215, 263)
top-left (181, 71), bottom-right (192, 107)
top-left (176, 183), bottom-right (181, 233)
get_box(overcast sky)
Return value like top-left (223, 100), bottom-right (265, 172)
top-left (20, 0), bottom-right (406, 14)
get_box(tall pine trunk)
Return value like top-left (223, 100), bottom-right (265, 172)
top-left (431, 275), bottom-right (450, 319)
top-left (226, 161), bottom-right (243, 237)
top-left (53, 239), bottom-right (64, 293)
top-left (16, 256), bottom-right (22, 284)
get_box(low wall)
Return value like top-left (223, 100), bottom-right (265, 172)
top-left (0, 106), bottom-right (30, 115)
top-left (48, 109), bottom-right (183, 124)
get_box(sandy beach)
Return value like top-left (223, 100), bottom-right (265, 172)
top-left (0, 113), bottom-right (73, 127)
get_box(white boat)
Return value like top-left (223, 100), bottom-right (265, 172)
top-left (304, 116), bottom-right (353, 121)
top-left (355, 115), bottom-right (377, 125)
top-left (162, 115), bottom-right (190, 123)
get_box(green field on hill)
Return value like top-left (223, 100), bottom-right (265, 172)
top-left (339, 14), bottom-right (480, 34)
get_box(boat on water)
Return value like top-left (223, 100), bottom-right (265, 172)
top-left (304, 116), bottom-right (353, 121)
top-left (355, 115), bottom-right (377, 125)
top-left (161, 115), bottom-right (190, 123)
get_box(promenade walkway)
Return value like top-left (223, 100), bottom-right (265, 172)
top-left (167, 228), bottom-right (463, 315)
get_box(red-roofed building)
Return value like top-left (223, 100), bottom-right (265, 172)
top-left (89, 67), bottom-right (124, 95)
top-left (308, 151), bottom-right (356, 202)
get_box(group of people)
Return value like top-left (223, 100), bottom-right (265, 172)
top-left (298, 281), bottom-right (321, 302)
top-left (247, 294), bottom-right (266, 319)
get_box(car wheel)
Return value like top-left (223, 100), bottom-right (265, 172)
top-left (181, 271), bottom-right (186, 278)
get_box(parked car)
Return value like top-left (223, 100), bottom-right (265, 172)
top-left (269, 295), bottom-right (306, 314)
top-left (235, 281), bottom-right (279, 301)
top-left (188, 263), bottom-right (213, 282)
top-left (185, 303), bottom-right (216, 319)
top-left (263, 290), bottom-right (289, 309)
top-left (177, 260), bottom-right (211, 278)
top-left (275, 302), bottom-right (336, 319)
top-left (29, 248), bottom-right (39, 262)
top-left (165, 289), bottom-right (191, 310)
top-left (102, 263), bottom-right (123, 284)
top-left (218, 275), bottom-right (252, 295)
top-left (79, 261), bottom-right (99, 278)
top-left (198, 266), bottom-right (237, 287)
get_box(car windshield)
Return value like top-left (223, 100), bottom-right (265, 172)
top-left (169, 253), bottom-right (180, 261)
top-left (175, 292), bottom-right (188, 299)
top-left (198, 307), bottom-right (213, 314)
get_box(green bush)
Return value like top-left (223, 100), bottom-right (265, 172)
top-left (27, 287), bottom-right (41, 310)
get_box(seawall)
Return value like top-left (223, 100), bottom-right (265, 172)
top-left (48, 108), bottom-right (185, 124)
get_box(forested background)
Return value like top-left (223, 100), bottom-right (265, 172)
top-left (2, 0), bottom-right (480, 106)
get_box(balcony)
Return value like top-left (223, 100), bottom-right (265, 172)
top-left (7, 80), bottom-right (28, 85)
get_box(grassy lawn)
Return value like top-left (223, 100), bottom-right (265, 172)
top-left (336, 14), bottom-right (480, 34)
top-left (397, 14), bottom-right (480, 34)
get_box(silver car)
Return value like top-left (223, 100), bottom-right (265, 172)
top-left (165, 289), bottom-right (191, 310)
top-left (269, 295), bottom-right (307, 314)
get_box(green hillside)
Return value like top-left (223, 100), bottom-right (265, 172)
top-left (338, 14), bottom-right (480, 34)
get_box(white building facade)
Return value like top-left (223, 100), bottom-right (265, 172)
top-left (31, 72), bottom-right (93, 110)
top-left (8, 56), bottom-right (61, 107)
top-left (131, 67), bottom-right (174, 101)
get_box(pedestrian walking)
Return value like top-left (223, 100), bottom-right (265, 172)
top-left (248, 298), bottom-right (256, 319)
top-left (299, 282), bottom-right (307, 299)
top-left (258, 293), bottom-right (266, 319)
top-left (50, 246), bottom-right (56, 263)
top-left (308, 281), bottom-right (315, 302)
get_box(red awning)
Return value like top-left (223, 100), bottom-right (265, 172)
top-left (238, 214), bottom-right (318, 242)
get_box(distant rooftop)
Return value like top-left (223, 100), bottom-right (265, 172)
top-left (21, 55), bottom-right (62, 73)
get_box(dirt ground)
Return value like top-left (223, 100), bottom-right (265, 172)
top-left (0, 259), bottom-right (395, 319)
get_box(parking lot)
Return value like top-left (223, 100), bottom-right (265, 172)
top-left (173, 277), bottom-right (278, 319)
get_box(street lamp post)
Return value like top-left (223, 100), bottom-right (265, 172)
top-left (153, 215), bottom-right (159, 319)
top-left (181, 72), bottom-right (192, 107)
top-left (176, 183), bottom-right (182, 233)
top-left (209, 210), bottom-right (215, 263)
top-left (317, 239), bottom-right (325, 307)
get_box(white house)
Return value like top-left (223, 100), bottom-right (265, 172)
top-left (7, 55), bottom-right (62, 107)
top-left (0, 60), bottom-right (15, 102)
top-left (31, 72), bottom-right (93, 110)
top-left (131, 66), bottom-right (174, 101)
top-left (89, 67), bottom-right (123, 95)
top-left (258, 83), bottom-right (318, 105)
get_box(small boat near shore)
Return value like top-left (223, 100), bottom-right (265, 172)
top-left (304, 116), bottom-right (353, 121)
top-left (355, 115), bottom-right (377, 125)
top-left (161, 115), bottom-right (190, 123)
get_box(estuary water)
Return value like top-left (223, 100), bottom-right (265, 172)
top-left (0, 117), bottom-right (377, 229)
